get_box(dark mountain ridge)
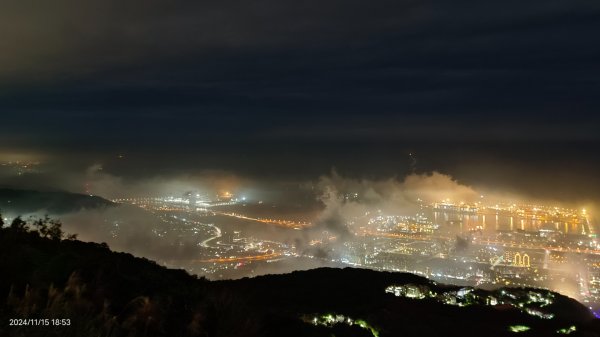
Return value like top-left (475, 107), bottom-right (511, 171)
top-left (0, 188), bottom-right (114, 215)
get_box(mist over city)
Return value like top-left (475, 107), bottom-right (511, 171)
top-left (1, 1), bottom-right (600, 336)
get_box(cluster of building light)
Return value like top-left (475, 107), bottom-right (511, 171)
top-left (385, 284), bottom-right (554, 319)
top-left (556, 325), bottom-right (577, 335)
top-left (368, 215), bottom-right (438, 234)
top-left (303, 314), bottom-right (379, 337)
top-left (508, 325), bottom-right (530, 333)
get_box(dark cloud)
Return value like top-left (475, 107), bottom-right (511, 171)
top-left (1, 0), bottom-right (599, 200)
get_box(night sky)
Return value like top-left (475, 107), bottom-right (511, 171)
top-left (1, 0), bottom-right (600, 201)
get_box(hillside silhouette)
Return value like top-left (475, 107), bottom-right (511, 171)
top-left (0, 188), bottom-right (114, 215)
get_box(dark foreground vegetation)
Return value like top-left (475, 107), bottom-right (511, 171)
top-left (1, 216), bottom-right (599, 337)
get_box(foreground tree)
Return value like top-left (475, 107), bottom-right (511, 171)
top-left (9, 216), bottom-right (28, 233)
top-left (31, 215), bottom-right (74, 240)
top-left (0, 213), bottom-right (76, 240)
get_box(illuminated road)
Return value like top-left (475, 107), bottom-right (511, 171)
top-left (210, 210), bottom-right (312, 230)
top-left (360, 230), bottom-right (600, 255)
top-left (473, 237), bottom-right (600, 255)
top-left (199, 223), bottom-right (221, 248)
top-left (118, 198), bottom-right (313, 230)
top-left (194, 252), bottom-right (283, 263)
